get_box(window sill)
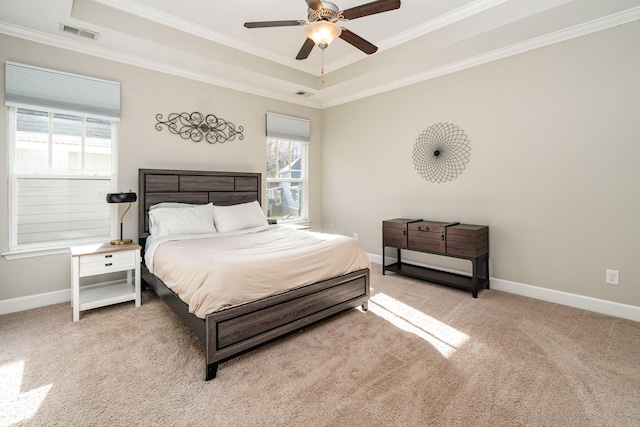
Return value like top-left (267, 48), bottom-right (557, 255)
top-left (2, 240), bottom-right (109, 260)
top-left (280, 221), bottom-right (311, 231)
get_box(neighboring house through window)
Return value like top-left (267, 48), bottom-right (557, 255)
top-left (4, 62), bottom-right (120, 254)
top-left (265, 113), bottom-right (309, 223)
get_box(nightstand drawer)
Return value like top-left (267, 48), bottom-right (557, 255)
top-left (79, 251), bottom-right (136, 276)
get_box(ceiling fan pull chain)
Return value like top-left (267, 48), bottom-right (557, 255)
top-left (321, 49), bottom-right (325, 84)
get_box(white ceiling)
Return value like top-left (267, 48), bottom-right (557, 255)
top-left (1, 0), bottom-right (639, 108)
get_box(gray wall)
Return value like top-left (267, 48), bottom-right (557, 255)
top-left (321, 21), bottom-right (640, 307)
top-left (2, 21), bottom-right (639, 311)
top-left (0, 34), bottom-right (323, 301)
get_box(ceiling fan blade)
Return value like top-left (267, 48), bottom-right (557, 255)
top-left (296, 38), bottom-right (316, 60)
top-left (339, 28), bottom-right (378, 54)
top-left (305, 0), bottom-right (323, 10)
top-left (341, 0), bottom-right (401, 20)
top-left (244, 20), bottom-right (306, 28)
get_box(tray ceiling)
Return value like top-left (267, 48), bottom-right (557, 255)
top-left (1, 0), bottom-right (639, 108)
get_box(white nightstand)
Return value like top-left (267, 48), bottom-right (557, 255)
top-left (70, 243), bottom-right (141, 321)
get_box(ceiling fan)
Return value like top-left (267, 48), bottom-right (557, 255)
top-left (244, 0), bottom-right (401, 60)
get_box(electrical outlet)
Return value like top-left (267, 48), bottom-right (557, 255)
top-left (353, 233), bottom-right (358, 241)
top-left (606, 269), bottom-right (619, 285)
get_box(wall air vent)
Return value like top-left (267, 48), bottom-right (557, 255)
top-left (295, 90), bottom-right (313, 97)
top-left (59, 23), bottom-right (100, 40)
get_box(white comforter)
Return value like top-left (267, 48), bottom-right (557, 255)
top-left (145, 225), bottom-right (370, 318)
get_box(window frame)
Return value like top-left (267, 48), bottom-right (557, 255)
top-left (5, 106), bottom-right (118, 256)
top-left (265, 137), bottom-right (309, 224)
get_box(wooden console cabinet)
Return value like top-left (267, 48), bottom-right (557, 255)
top-left (382, 218), bottom-right (489, 297)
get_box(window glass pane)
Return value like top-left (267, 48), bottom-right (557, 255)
top-left (266, 138), bottom-right (304, 221)
top-left (290, 142), bottom-right (302, 179)
top-left (52, 113), bottom-right (82, 174)
top-left (16, 108), bottom-right (49, 174)
top-left (278, 140), bottom-right (291, 178)
top-left (86, 118), bottom-right (112, 175)
top-left (267, 181), bottom-right (302, 221)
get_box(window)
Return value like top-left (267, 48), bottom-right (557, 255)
top-left (265, 113), bottom-right (310, 223)
top-left (8, 107), bottom-right (116, 250)
top-left (4, 62), bottom-right (120, 253)
top-left (266, 138), bottom-right (306, 221)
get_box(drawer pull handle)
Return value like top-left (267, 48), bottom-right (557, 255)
top-left (105, 254), bottom-right (113, 258)
top-left (418, 226), bottom-right (430, 232)
top-left (105, 263), bottom-right (113, 267)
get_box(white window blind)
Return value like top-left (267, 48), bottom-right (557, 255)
top-left (15, 177), bottom-right (112, 245)
top-left (266, 112), bottom-right (310, 143)
top-left (5, 61), bottom-right (120, 120)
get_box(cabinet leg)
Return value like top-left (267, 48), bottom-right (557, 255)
top-left (206, 363), bottom-right (218, 381)
top-left (472, 290), bottom-right (478, 298)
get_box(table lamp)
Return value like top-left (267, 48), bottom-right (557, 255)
top-left (106, 191), bottom-right (137, 245)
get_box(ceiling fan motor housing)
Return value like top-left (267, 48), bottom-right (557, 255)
top-left (308, 2), bottom-right (342, 22)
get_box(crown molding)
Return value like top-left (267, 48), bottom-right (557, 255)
top-left (320, 6), bottom-right (640, 108)
top-left (2, 6), bottom-right (639, 110)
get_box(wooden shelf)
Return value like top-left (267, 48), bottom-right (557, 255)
top-left (384, 262), bottom-right (473, 290)
top-left (79, 282), bottom-right (136, 311)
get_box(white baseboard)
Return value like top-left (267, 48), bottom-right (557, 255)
top-left (2, 256), bottom-right (638, 323)
top-left (0, 280), bottom-right (125, 316)
top-left (370, 254), bottom-right (640, 323)
top-left (0, 288), bottom-right (71, 315)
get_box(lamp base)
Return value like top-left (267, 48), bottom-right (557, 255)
top-left (110, 239), bottom-right (133, 245)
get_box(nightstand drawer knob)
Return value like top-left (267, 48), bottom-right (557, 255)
top-left (105, 254), bottom-right (112, 258)
top-left (105, 262), bottom-right (113, 267)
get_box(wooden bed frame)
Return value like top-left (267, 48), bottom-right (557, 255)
top-left (138, 169), bottom-right (370, 380)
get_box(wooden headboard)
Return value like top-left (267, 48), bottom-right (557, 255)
top-left (138, 169), bottom-right (262, 242)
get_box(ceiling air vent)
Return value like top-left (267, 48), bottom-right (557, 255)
top-left (59, 23), bottom-right (100, 40)
top-left (295, 90), bottom-right (313, 97)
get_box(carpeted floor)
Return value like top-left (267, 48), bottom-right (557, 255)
top-left (1, 264), bottom-right (639, 426)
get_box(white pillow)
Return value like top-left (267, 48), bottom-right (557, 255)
top-left (213, 201), bottom-right (268, 233)
top-left (149, 203), bottom-right (216, 237)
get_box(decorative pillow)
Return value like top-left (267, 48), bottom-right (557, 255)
top-left (149, 203), bottom-right (216, 237)
top-left (149, 202), bottom-right (197, 211)
top-left (213, 201), bottom-right (268, 233)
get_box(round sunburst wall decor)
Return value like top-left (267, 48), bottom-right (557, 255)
top-left (412, 122), bottom-right (471, 183)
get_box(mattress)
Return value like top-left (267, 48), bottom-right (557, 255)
top-left (145, 225), bottom-right (370, 318)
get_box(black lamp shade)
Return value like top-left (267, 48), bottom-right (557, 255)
top-left (106, 192), bottom-right (137, 203)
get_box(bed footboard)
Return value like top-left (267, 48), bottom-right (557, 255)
top-left (205, 268), bottom-right (370, 380)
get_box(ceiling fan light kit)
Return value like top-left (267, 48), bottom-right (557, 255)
top-left (305, 21), bottom-right (342, 49)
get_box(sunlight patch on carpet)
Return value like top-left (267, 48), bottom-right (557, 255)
top-left (0, 360), bottom-right (52, 427)
top-left (369, 293), bottom-right (469, 358)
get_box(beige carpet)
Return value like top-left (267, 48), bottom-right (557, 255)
top-left (1, 264), bottom-right (639, 427)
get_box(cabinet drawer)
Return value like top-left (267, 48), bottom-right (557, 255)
top-left (408, 221), bottom-right (454, 253)
top-left (80, 251), bottom-right (137, 276)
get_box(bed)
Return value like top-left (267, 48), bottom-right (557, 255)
top-left (138, 168), bottom-right (370, 380)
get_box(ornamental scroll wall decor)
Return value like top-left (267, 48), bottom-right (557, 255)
top-left (155, 112), bottom-right (244, 144)
top-left (412, 122), bottom-right (471, 183)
